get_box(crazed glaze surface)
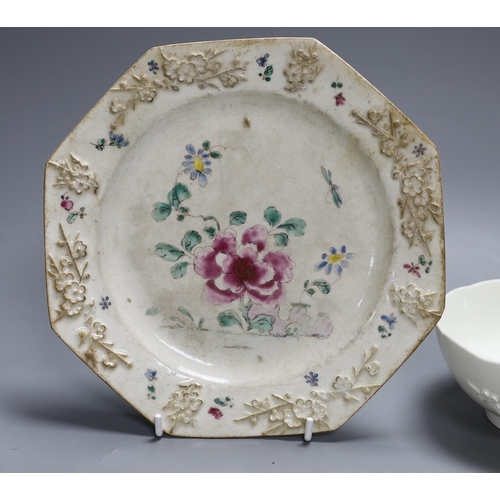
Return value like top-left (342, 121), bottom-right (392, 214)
top-left (44, 38), bottom-right (445, 437)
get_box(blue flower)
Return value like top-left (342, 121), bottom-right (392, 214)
top-left (314, 245), bottom-right (355, 276)
top-left (100, 296), bottom-right (111, 310)
top-left (108, 131), bottom-right (129, 148)
top-left (412, 143), bottom-right (426, 157)
top-left (148, 60), bottom-right (159, 75)
top-left (381, 313), bottom-right (397, 330)
top-left (305, 372), bottom-right (319, 387)
top-left (182, 144), bottom-right (213, 188)
top-left (145, 368), bottom-right (158, 381)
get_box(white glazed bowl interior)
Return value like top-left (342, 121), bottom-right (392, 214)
top-left (436, 279), bottom-right (500, 427)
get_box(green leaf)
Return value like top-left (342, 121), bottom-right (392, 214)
top-left (264, 65), bottom-right (273, 77)
top-left (155, 243), bottom-right (185, 262)
top-left (167, 183), bottom-right (191, 209)
top-left (151, 202), bottom-right (172, 222)
top-left (202, 215), bottom-right (220, 231)
top-left (171, 262), bottom-right (188, 279)
top-left (264, 206), bottom-right (282, 227)
top-left (273, 233), bottom-right (289, 247)
top-left (248, 314), bottom-right (275, 333)
top-left (217, 310), bottom-right (243, 329)
top-left (178, 306), bottom-right (194, 321)
top-left (177, 214), bottom-right (185, 222)
top-left (209, 150), bottom-right (222, 159)
top-left (214, 398), bottom-right (226, 406)
top-left (229, 211), bottom-right (247, 226)
top-left (146, 307), bottom-right (159, 316)
top-left (378, 325), bottom-right (386, 332)
top-left (181, 230), bottom-right (202, 252)
top-left (306, 288), bottom-right (315, 296)
top-left (198, 318), bottom-right (205, 329)
top-left (67, 212), bottom-right (78, 224)
top-left (304, 280), bottom-right (310, 288)
top-left (312, 279), bottom-right (331, 294)
top-left (277, 218), bottom-right (306, 236)
top-left (204, 227), bottom-right (216, 239)
top-left (203, 140), bottom-right (211, 151)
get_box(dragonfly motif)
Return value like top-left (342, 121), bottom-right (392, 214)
top-left (321, 166), bottom-right (342, 208)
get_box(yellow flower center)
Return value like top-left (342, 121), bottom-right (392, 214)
top-left (194, 156), bottom-right (204, 172)
top-left (328, 253), bottom-right (343, 264)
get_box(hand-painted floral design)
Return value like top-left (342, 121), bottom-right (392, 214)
top-left (60, 194), bottom-right (87, 224)
top-left (315, 245), bottom-right (355, 276)
top-left (145, 368), bottom-right (158, 400)
top-left (152, 146), bottom-right (349, 338)
top-left (163, 382), bottom-right (203, 431)
top-left (331, 80), bottom-right (343, 89)
top-left (378, 313), bottom-right (397, 338)
top-left (182, 141), bottom-right (222, 188)
top-left (235, 393), bottom-right (329, 435)
top-left (405, 255), bottom-right (433, 277)
top-left (412, 143), bottom-right (426, 157)
top-left (256, 53), bottom-right (273, 82)
top-left (208, 407), bottom-right (224, 420)
top-left (214, 396), bottom-right (234, 408)
top-left (419, 254), bottom-right (432, 274)
top-left (148, 60), bottom-right (159, 75)
top-left (305, 372), bottom-right (319, 387)
top-left (248, 303), bottom-right (333, 338)
top-left (93, 131), bottom-right (130, 151)
top-left (404, 262), bottom-right (421, 278)
top-left (334, 92), bottom-right (346, 106)
top-left (100, 296), bottom-right (112, 310)
top-left (194, 226), bottom-right (294, 309)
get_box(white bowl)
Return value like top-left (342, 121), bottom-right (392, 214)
top-left (436, 280), bottom-right (500, 428)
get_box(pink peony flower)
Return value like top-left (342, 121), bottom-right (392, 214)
top-left (193, 225), bottom-right (294, 309)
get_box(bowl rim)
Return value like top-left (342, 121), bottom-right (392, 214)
top-left (437, 278), bottom-right (500, 364)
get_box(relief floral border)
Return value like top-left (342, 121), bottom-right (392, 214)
top-left (351, 108), bottom-right (442, 254)
top-left (109, 48), bottom-right (248, 129)
top-left (234, 346), bottom-right (381, 435)
top-left (47, 223), bottom-right (133, 371)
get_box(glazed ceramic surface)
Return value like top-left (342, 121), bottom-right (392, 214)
top-left (44, 38), bottom-right (445, 437)
top-left (436, 280), bottom-right (500, 428)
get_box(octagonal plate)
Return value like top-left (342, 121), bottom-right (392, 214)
top-left (44, 38), bottom-right (445, 437)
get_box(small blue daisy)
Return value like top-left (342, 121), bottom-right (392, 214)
top-left (182, 144), bottom-right (213, 188)
top-left (148, 60), bottom-right (159, 75)
top-left (314, 245), bottom-right (355, 276)
top-left (100, 296), bottom-right (112, 310)
top-left (305, 372), bottom-right (319, 387)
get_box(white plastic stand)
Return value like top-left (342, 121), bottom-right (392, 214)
top-left (154, 413), bottom-right (163, 437)
top-left (304, 417), bottom-right (313, 442)
top-left (152, 413), bottom-right (313, 440)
